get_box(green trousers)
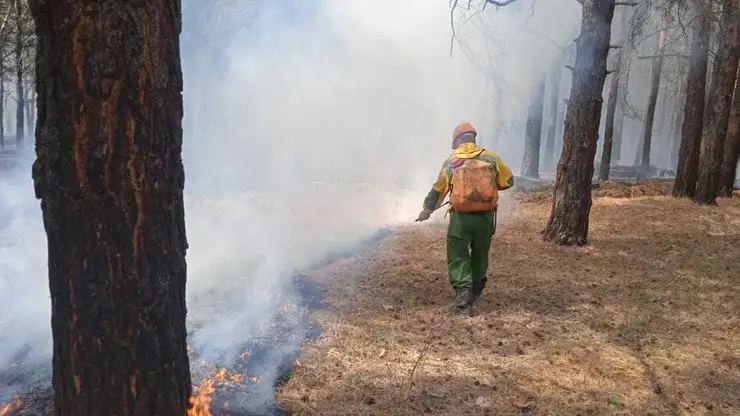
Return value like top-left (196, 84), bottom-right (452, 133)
top-left (446, 209), bottom-right (496, 290)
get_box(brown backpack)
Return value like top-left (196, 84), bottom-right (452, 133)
top-left (449, 152), bottom-right (498, 212)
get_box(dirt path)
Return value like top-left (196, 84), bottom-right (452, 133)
top-left (277, 192), bottom-right (740, 415)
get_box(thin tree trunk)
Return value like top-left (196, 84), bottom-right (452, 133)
top-left (718, 62), bottom-right (740, 196)
top-left (695, 0), bottom-right (740, 204)
top-left (598, 51), bottom-right (623, 181)
top-left (543, 0), bottom-right (616, 246)
top-left (669, 37), bottom-right (689, 170)
top-left (639, 26), bottom-right (667, 178)
top-left (673, 10), bottom-right (711, 198)
top-left (544, 60), bottom-right (563, 171)
top-left (26, 80), bottom-right (34, 135)
top-left (15, 0), bottom-right (24, 147)
top-left (522, 75), bottom-right (546, 178)
top-left (29, 1), bottom-right (192, 415)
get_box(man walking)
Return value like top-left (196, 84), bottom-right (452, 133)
top-left (416, 122), bottom-right (514, 316)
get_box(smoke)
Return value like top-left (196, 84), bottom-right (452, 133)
top-left (0, 0), bottom-right (581, 408)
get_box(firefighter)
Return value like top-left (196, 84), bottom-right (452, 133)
top-left (416, 122), bottom-right (514, 316)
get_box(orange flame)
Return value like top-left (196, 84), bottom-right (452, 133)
top-left (230, 374), bottom-right (243, 383)
top-left (186, 379), bottom-right (215, 416)
top-left (0, 395), bottom-right (22, 416)
top-left (214, 368), bottom-right (227, 381)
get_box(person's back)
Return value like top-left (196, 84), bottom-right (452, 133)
top-left (416, 122), bottom-right (513, 316)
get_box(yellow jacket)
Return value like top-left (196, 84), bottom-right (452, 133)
top-left (423, 142), bottom-right (514, 212)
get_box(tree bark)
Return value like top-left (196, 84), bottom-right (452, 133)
top-left (543, 60), bottom-right (563, 170)
top-left (598, 53), bottom-right (622, 181)
top-left (29, 1), bottom-right (192, 415)
top-left (695, 0), bottom-right (740, 204)
top-left (639, 26), bottom-right (667, 178)
top-left (14, 0), bottom-right (24, 147)
top-left (718, 62), bottom-right (740, 196)
top-left (543, 0), bottom-right (616, 246)
top-left (522, 75), bottom-right (546, 178)
top-left (673, 10), bottom-right (711, 198)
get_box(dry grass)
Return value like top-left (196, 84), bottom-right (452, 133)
top-left (277, 188), bottom-right (740, 416)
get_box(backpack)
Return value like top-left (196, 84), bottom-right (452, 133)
top-left (449, 151), bottom-right (499, 212)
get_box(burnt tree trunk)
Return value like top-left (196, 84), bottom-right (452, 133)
top-left (29, 1), bottom-right (192, 415)
top-left (14, 0), bottom-right (24, 147)
top-left (639, 27), bottom-right (667, 178)
top-left (543, 0), bottom-right (616, 246)
top-left (718, 63), bottom-right (740, 196)
top-left (598, 53), bottom-right (622, 181)
top-left (673, 11), bottom-right (711, 198)
top-left (544, 60), bottom-right (563, 170)
top-left (695, 0), bottom-right (740, 204)
top-left (522, 75), bottom-right (546, 178)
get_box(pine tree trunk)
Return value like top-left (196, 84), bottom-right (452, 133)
top-left (15, 0), bottom-right (24, 148)
top-left (695, 0), bottom-right (740, 204)
top-left (543, 61), bottom-right (563, 170)
top-left (29, 1), bottom-right (192, 415)
top-left (639, 28), bottom-right (667, 178)
top-left (522, 75), bottom-right (546, 178)
top-left (717, 63), bottom-right (740, 197)
top-left (598, 54), bottom-right (622, 181)
top-left (543, 0), bottom-right (616, 246)
top-left (26, 80), bottom-right (35, 135)
top-left (673, 10), bottom-right (711, 198)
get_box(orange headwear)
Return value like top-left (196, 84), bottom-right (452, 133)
top-left (452, 122), bottom-right (477, 148)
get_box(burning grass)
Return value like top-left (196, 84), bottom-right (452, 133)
top-left (277, 190), bottom-right (740, 415)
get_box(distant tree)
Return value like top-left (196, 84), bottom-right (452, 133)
top-left (637, 10), bottom-right (670, 178)
top-left (30, 0), bottom-right (192, 414)
top-left (599, 6), bottom-right (632, 181)
top-left (522, 75), bottom-right (546, 178)
top-left (543, 59), bottom-right (563, 170)
top-left (695, 0), bottom-right (740, 204)
top-left (673, 2), bottom-right (711, 198)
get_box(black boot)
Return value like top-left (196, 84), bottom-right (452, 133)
top-left (455, 287), bottom-right (474, 317)
top-left (472, 276), bottom-right (488, 303)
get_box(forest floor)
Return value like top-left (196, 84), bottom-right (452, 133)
top-left (277, 181), bottom-right (740, 416)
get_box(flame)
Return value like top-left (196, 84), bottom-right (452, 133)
top-left (240, 351), bottom-right (249, 360)
top-left (214, 368), bottom-right (227, 381)
top-left (186, 379), bottom-right (215, 416)
top-left (248, 376), bottom-right (262, 383)
top-left (0, 395), bottom-right (22, 416)
top-left (230, 374), bottom-right (243, 383)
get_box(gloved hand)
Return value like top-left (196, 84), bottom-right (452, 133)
top-left (415, 209), bottom-right (433, 222)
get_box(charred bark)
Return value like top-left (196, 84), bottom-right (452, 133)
top-left (543, 0), bottom-right (616, 246)
top-left (718, 63), bottom-right (740, 196)
top-left (544, 61), bottom-right (563, 170)
top-left (599, 54), bottom-right (622, 181)
top-left (695, 0), bottom-right (740, 204)
top-left (522, 75), bottom-right (546, 178)
top-left (639, 26), bottom-right (667, 178)
top-left (14, 0), bottom-right (24, 147)
top-left (29, 1), bottom-right (192, 415)
top-left (673, 11), bottom-right (711, 198)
